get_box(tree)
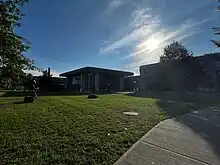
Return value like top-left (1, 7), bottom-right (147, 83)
top-left (160, 41), bottom-right (193, 62)
top-left (159, 41), bottom-right (204, 91)
top-left (0, 0), bottom-right (36, 89)
top-left (22, 73), bottom-right (33, 92)
top-left (211, 0), bottom-right (220, 47)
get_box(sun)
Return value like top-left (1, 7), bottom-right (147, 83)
top-left (146, 38), bottom-right (160, 51)
top-left (137, 37), bottom-right (160, 52)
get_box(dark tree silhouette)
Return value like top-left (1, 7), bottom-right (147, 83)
top-left (211, 0), bottom-right (220, 47)
top-left (159, 41), bottom-right (205, 91)
top-left (160, 41), bottom-right (193, 62)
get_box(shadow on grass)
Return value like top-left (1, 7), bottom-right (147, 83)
top-left (13, 101), bottom-right (26, 104)
top-left (0, 103), bottom-right (8, 108)
top-left (0, 101), bottom-right (26, 108)
top-left (1, 91), bottom-right (118, 97)
top-left (127, 91), bottom-right (220, 162)
top-left (126, 91), bottom-right (198, 102)
top-left (155, 99), bottom-right (196, 118)
top-left (1, 91), bottom-right (28, 97)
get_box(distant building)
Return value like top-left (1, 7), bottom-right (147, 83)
top-left (34, 76), bottom-right (67, 91)
top-left (195, 53), bottom-right (220, 91)
top-left (140, 63), bottom-right (160, 91)
top-left (124, 75), bottom-right (140, 91)
top-left (59, 67), bottom-right (133, 93)
top-left (34, 67), bottom-right (67, 88)
top-left (140, 53), bottom-right (220, 91)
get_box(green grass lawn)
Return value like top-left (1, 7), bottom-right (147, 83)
top-left (0, 93), bottom-right (220, 165)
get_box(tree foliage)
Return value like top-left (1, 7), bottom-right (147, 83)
top-left (0, 0), bottom-right (36, 89)
top-left (23, 73), bottom-right (33, 91)
top-left (160, 41), bottom-right (193, 62)
top-left (158, 41), bottom-right (205, 91)
top-left (211, 0), bottom-right (220, 47)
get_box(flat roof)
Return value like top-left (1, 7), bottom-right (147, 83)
top-left (59, 66), bottom-right (134, 77)
top-left (140, 53), bottom-right (220, 68)
top-left (140, 62), bottom-right (159, 68)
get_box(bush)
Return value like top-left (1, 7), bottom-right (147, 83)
top-left (88, 94), bottom-right (98, 99)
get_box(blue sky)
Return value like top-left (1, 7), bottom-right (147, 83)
top-left (19, 0), bottom-right (219, 76)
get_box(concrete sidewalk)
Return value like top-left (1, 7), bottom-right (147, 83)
top-left (114, 105), bottom-right (220, 165)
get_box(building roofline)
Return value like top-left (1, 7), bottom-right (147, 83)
top-left (34, 76), bottom-right (66, 79)
top-left (140, 62), bottom-right (159, 68)
top-left (59, 66), bottom-right (134, 77)
top-left (140, 53), bottom-right (220, 68)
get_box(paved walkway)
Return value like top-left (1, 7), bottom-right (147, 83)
top-left (114, 105), bottom-right (220, 165)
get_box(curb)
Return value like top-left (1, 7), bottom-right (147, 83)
top-left (113, 120), bottom-right (164, 165)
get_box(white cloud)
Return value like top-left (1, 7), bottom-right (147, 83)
top-left (101, 8), bottom-right (160, 53)
top-left (25, 69), bottom-right (61, 77)
top-left (125, 19), bottom-right (209, 66)
top-left (101, 6), bottom-right (213, 73)
top-left (25, 70), bottom-right (42, 76)
top-left (107, 0), bottom-right (127, 12)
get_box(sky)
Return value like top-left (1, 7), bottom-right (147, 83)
top-left (18, 0), bottom-right (220, 76)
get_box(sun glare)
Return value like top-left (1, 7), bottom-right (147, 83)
top-left (137, 37), bottom-right (160, 53)
top-left (146, 38), bottom-right (160, 51)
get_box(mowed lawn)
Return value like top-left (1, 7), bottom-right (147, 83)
top-left (0, 93), bottom-right (220, 165)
